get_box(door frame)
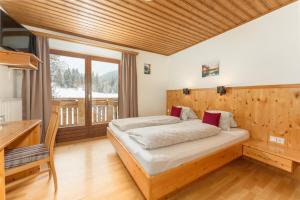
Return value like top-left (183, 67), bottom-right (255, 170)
top-left (50, 49), bottom-right (120, 143)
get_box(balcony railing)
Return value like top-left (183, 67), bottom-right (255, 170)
top-left (54, 98), bottom-right (118, 127)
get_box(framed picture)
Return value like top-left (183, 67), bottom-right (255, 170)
top-left (202, 62), bottom-right (219, 78)
top-left (144, 63), bottom-right (151, 75)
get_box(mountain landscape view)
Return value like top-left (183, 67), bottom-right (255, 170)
top-left (50, 54), bottom-right (118, 98)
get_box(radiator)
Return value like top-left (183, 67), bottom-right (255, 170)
top-left (0, 98), bottom-right (22, 122)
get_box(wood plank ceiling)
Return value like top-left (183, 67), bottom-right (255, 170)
top-left (0, 0), bottom-right (295, 55)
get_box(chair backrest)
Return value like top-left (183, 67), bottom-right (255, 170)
top-left (44, 104), bottom-right (60, 154)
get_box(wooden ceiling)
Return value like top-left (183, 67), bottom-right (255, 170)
top-left (0, 0), bottom-right (295, 55)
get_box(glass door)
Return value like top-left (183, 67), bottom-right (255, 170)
top-left (91, 59), bottom-right (119, 125)
top-left (50, 52), bottom-right (86, 128)
top-left (50, 49), bottom-right (120, 142)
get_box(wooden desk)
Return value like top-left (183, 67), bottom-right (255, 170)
top-left (0, 120), bottom-right (41, 199)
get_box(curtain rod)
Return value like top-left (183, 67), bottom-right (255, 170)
top-left (32, 31), bottom-right (139, 55)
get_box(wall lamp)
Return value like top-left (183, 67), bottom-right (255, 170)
top-left (217, 86), bottom-right (226, 96)
top-left (183, 88), bottom-right (190, 95)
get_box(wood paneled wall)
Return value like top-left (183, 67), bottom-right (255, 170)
top-left (167, 84), bottom-right (300, 151)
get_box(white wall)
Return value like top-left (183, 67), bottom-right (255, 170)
top-left (167, 2), bottom-right (300, 89)
top-left (49, 39), bottom-right (122, 60)
top-left (136, 51), bottom-right (168, 116)
top-left (49, 39), bottom-right (168, 116)
top-left (0, 66), bottom-right (22, 99)
top-left (0, 46), bottom-right (23, 99)
top-left (0, 66), bottom-right (23, 121)
top-left (0, 66), bottom-right (15, 98)
top-left (0, 45), bottom-right (23, 121)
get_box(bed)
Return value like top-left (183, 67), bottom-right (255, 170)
top-left (107, 119), bottom-right (249, 200)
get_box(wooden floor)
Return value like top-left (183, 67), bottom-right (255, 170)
top-left (6, 138), bottom-right (300, 200)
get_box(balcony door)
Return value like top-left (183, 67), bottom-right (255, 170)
top-left (91, 59), bottom-right (119, 125)
top-left (50, 50), bottom-right (120, 142)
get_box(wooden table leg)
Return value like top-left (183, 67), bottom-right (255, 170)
top-left (0, 149), bottom-right (5, 199)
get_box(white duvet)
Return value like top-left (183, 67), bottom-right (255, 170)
top-left (127, 120), bottom-right (221, 149)
top-left (111, 115), bottom-right (181, 131)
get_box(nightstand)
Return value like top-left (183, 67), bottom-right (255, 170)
top-left (243, 139), bottom-right (300, 172)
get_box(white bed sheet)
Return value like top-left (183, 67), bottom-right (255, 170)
top-left (109, 121), bottom-right (249, 176)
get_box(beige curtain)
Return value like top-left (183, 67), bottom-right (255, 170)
top-left (22, 35), bottom-right (52, 142)
top-left (118, 52), bottom-right (138, 118)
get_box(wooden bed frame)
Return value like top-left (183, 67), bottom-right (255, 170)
top-left (107, 128), bottom-right (246, 200)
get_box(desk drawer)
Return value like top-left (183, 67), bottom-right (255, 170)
top-left (243, 146), bottom-right (293, 172)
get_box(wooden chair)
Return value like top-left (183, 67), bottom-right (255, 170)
top-left (5, 106), bottom-right (60, 191)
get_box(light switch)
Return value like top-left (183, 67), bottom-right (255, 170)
top-left (270, 136), bottom-right (277, 142)
top-left (276, 137), bottom-right (285, 145)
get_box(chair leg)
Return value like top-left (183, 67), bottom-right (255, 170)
top-left (47, 162), bottom-right (52, 179)
top-left (49, 160), bottom-right (58, 192)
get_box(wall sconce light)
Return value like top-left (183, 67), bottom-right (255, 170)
top-left (183, 88), bottom-right (190, 95)
top-left (217, 86), bottom-right (226, 95)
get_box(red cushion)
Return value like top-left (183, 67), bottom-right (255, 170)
top-left (202, 112), bottom-right (221, 127)
top-left (170, 106), bottom-right (182, 118)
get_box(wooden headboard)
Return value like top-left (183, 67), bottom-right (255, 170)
top-left (167, 84), bottom-right (300, 151)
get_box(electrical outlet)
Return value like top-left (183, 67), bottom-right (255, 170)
top-left (270, 136), bottom-right (277, 143)
top-left (276, 137), bottom-right (285, 145)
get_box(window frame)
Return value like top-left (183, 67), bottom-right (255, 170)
top-left (49, 49), bottom-right (120, 142)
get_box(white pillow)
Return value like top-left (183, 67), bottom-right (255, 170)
top-left (188, 110), bottom-right (198, 119)
top-left (230, 117), bottom-right (238, 128)
top-left (207, 110), bottom-right (233, 131)
top-left (180, 106), bottom-right (190, 120)
top-left (177, 106), bottom-right (198, 120)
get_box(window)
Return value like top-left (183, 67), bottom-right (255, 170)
top-left (91, 60), bottom-right (119, 124)
top-left (50, 53), bottom-right (86, 127)
top-left (91, 60), bottom-right (118, 99)
top-left (50, 54), bottom-right (85, 99)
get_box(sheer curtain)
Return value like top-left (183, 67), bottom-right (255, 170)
top-left (22, 35), bottom-right (52, 142)
top-left (118, 52), bottom-right (138, 118)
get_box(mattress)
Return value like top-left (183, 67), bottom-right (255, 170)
top-left (109, 121), bottom-right (249, 176)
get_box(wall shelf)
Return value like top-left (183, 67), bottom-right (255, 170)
top-left (0, 50), bottom-right (41, 70)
